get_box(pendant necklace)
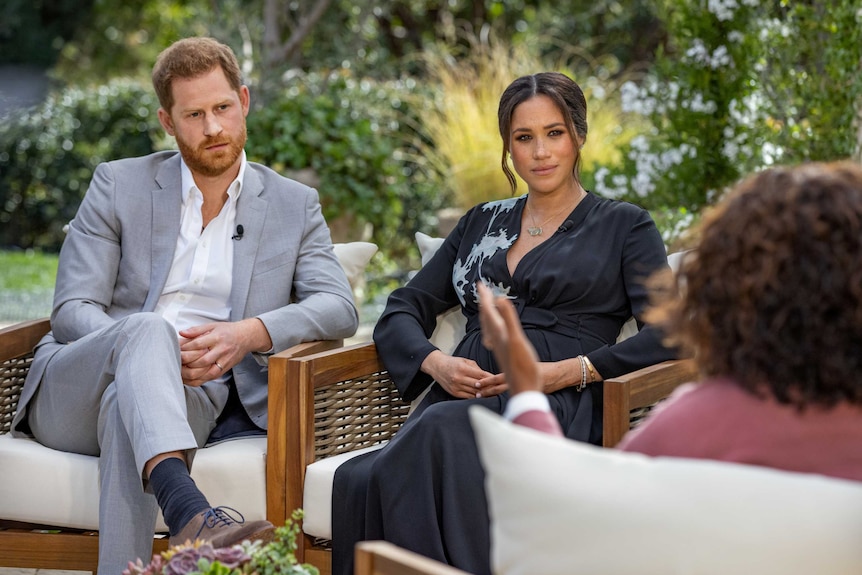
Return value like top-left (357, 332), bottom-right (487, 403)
top-left (526, 200), bottom-right (574, 237)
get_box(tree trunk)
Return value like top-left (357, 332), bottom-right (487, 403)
top-left (261, 0), bottom-right (334, 97)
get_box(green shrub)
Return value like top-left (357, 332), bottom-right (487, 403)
top-left (0, 79), bottom-right (161, 250)
top-left (245, 70), bottom-right (445, 269)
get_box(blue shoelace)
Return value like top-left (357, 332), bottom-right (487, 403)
top-left (194, 505), bottom-right (246, 539)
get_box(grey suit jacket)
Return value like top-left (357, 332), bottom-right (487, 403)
top-left (13, 150), bottom-right (358, 433)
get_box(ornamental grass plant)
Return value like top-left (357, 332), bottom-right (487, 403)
top-left (417, 32), bottom-right (643, 211)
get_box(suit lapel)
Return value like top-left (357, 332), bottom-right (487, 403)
top-left (231, 165), bottom-right (268, 320)
top-left (143, 157), bottom-right (183, 312)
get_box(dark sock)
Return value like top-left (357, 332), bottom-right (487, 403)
top-left (149, 457), bottom-right (211, 536)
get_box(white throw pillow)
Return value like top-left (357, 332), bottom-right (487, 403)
top-left (415, 232), bottom-right (467, 355)
top-left (333, 241), bottom-right (378, 292)
top-left (470, 407), bottom-right (862, 575)
top-left (415, 231), bottom-right (446, 267)
top-left (615, 250), bottom-right (688, 343)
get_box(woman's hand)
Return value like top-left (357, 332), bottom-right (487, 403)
top-left (421, 349), bottom-right (504, 399)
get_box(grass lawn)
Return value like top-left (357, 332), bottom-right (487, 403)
top-left (0, 250), bottom-right (59, 290)
top-left (0, 250), bottom-right (58, 322)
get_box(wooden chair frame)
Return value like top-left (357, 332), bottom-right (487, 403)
top-left (281, 341), bottom-right (697, 574)
top-left (355, 541), bottom-right (468, 575)
top-left (0, 317), bottom-right (342, 574)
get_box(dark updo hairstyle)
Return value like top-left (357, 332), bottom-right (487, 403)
top-left (652, 161), bottom-right (862, 409)
top-left (497, 72), bottom-right (588, 193)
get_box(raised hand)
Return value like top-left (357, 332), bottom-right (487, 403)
top-left (477, 282), bottom-right (542, 396)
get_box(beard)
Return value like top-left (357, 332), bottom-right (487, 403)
top-left (177, 124), bottom-right (247, 178)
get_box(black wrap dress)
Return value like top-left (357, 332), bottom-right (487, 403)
top-left (332, 191), bottom-right (677, 574)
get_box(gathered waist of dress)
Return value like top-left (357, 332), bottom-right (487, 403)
top-left (465, 305), bottom-right (623, 344)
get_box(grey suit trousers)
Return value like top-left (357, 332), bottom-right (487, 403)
top-left (27, 313), bottom-right (223, 573)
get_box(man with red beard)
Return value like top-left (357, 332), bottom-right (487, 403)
top-left (9, 37), bottom-right (358, 573)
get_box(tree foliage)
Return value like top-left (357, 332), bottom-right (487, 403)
top-left (46, 1), bottom-right (664, 93)
top-left (0, 80), bottom-right (161, 250)
top-left (7, 0), bottom-right (860, 263)
top-left (245, 70), bottom-right (443, 263)
top-left (0, 0), bottom-right (95, 67)
top-left (593, 0), bottom-right (862, 226)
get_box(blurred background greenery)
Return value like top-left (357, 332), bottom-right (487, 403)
top-left (1, 0), bottom-right (860, 323)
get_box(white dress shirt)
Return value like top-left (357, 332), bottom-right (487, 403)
top-left (154, 153), bottom-right (247, 382)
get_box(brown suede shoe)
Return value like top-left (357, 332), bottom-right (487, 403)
top-left (169, 506), bottom-right (275, 548)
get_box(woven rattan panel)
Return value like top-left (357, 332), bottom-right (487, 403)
top-left (313, 371), bottom-right (410, 460)
top-left (0, 353), bottom-right (33, 435)
top-left (628, 404), bottom-right (659, 430)
top-left (309, 371), bottom-right (661, 457)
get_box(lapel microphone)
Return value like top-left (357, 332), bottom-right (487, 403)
top-left (558, 220), bottom-right (574, 233)
top-left (232, 224), bottom-right (244, 240)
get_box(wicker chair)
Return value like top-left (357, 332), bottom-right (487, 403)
top-left (0, 317), bottom-right (342, 573)
top-left (283, 341), bottom-right (697, 574)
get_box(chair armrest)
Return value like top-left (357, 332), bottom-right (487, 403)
top-left (602, 358), bottom-right (697, 447)
top-left (0, 318), bottom-right (51, 361)
top-left (265, 338), bottom-right (343, 527)
top-left (270, 341), bottom-right (409, 546)
top-left (284, 340), bottom-right (410, 459)
top-left (355, 541), bottom-right (469, 575)
top-left (0, 318), bottom-right (51, 435)
top-left (270, 339), bottom-right (344, 362)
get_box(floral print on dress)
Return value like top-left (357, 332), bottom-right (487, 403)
top-left (452, 196), bottom-right (522, 307)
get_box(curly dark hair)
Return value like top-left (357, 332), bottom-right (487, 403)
top-left (652, 161), bottom-right (862, 408)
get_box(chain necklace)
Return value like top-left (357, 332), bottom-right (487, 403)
top-left (526, 199), bottom-right (574, 237)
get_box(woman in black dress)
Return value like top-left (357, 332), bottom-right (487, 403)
top-left (332, 72), bottom-right (677, 574)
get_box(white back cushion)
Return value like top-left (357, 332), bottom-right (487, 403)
top-left (470, 407), bottom-right (862, 575)
top-left (333, 241), bottom-right (378, 294)
top-left (415, 232), bottom-right (467, 355)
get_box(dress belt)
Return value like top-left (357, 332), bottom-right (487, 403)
top-left (464, 306), bottom-right (621, 344)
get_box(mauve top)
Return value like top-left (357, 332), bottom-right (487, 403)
top-left (618, 377), bottom-right (862, 482)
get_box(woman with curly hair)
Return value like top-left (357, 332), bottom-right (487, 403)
top-left (480, 160), bottom-right (862, 480)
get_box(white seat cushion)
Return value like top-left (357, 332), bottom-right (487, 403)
top-left (470, 407), bottom-right (862, 575)
top-left (301, 443), bottom-right (387, 539)
top-left (0, 434), bottom-right (267, 531)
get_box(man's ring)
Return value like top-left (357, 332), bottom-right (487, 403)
top-left (215, 361), bottom-right (224, 371)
